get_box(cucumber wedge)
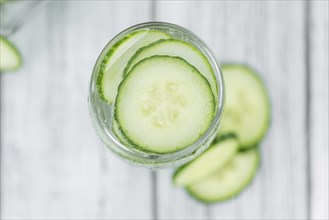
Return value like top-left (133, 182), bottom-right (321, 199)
top-left (217, 64), bottom-right (270, 148)
top-left (173, 137), bottom-right (239, 187)
top-left (187, 149), bottom-right (260, 203)
top-left (115, 56), bottom-right (215, 153)
top-left (97, 30), bottom-right (170, 104)
top-left (0, 36), bottom-right (22, 72)
top-left (123, 39), bottom-right (217, 99)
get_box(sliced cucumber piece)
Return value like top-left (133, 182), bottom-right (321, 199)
top-left (112, 118), bottom-right (133, 146)
top-left (187, 149), bottom-right (260, 203)
top-left (116, 56), bottom-right (215, 153)
top-left (0, 36), bottom-right (22, 72)
top-left (173, 137), bottom-right (239, 187)
top-left (124, 39), bottom-right (217, 99)
top-left (217, 64), bottom-right (270, 148)
top-left (97, 30), bottom-right (171, 104)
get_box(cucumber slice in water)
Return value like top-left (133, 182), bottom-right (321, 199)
top-left (187, 149), bottom-right (260, 203)
top-left (97, 30), bottom-right (170, 104)
top-left (0, 36), bottom-right (22, 72)
top-left (112, 118), bottom-right (133, 146)
top-left (124, 39), bottom-right (217, 99)
top-left (115, 56), bottom-right (215, 153)
top-left (173, 137), bottom-right (239, 187)
top-left (218, 64), bottom-right (270, 148)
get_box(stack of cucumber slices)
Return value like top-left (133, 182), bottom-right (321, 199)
top-left (173, 64), bottom-right (270, 204)
top-left (97, 29), bottom-right (218, 154)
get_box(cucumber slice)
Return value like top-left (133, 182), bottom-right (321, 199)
top-left (124, 39), bottom-right (217, 99)
top-left (115, 56), bottom-right (215, 153)
top-left (112, 118), bottom-right (133, 146)
top-left (0, 36), bottom-right (22, 72)
top-left (97, 30), bottom-right (171, 104)
top-left (217, 64), bottom-right (270, 148)
top-left (187, 149), bottom-right (260, 203)
top-left (173, 137), bottom-right (239, 187)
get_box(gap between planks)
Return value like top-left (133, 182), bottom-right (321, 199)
top-left (304, 1), bottom-right (312, 219)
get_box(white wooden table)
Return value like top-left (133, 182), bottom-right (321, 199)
top-left (1, 1), bottom-right (328, 219)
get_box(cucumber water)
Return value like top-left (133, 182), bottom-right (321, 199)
top-left (94, 25), bottom-right (220, 155)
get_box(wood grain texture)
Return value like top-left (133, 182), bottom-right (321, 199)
top-left (1, 1), bottom-right (154, 219)
top-left (155, 1), bottom-right (308, 219)
top-left (309, 1), bottom-right (329, 219)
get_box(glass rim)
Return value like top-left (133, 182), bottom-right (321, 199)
top-left (89, 22), bottom-right (224, 167)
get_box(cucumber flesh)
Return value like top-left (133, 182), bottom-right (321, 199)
top-left (0, 36), bottom-right (22, 72)
top-left (97, 30), bottom-right (170, 104)
top-left (217, 64), bottom-right (270, 148)
top-left (187, 149), bottom-right (259, 203)
top-left (124, 39), bottom-right (217, 99)
top-left (116, 56), bottom-right (215, 153)
top-left (173, 137), bottom-right (239, 187)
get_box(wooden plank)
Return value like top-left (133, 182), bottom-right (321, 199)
top-left (309, 1), bottom-right (329, 219)
top-left (1, 1), bottom-right (153, 219)
top-left (155, 1), bottom-right (308, 219)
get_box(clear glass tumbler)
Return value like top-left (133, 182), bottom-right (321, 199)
top-left (88, 22), bottom-right (224, 168)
